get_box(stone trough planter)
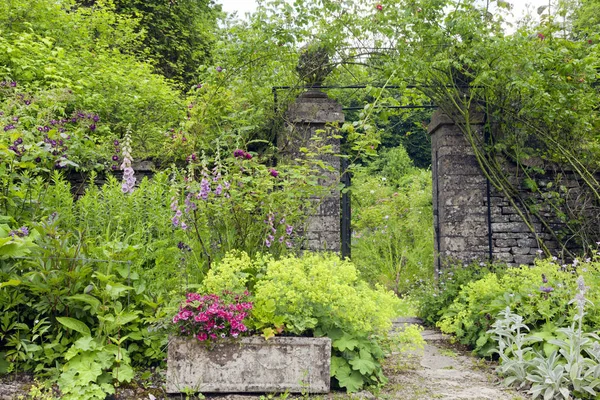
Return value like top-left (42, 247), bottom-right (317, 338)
top-left (166, 336), bottom-right (331, 394)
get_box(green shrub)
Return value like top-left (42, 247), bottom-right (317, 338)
top-left (415, 260), bottom-right (499, 327)
top-left (201, 251), bottom-right (405, 392)
top-left (435, 257), bottom-right (600, 356)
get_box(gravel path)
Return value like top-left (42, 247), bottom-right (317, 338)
top-left (376, 318), bottom-right (526, 400)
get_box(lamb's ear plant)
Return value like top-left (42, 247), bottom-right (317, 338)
top-left (487, 306), bottom-right (539, 389)
top-left (489, 276), bottom-right (600, 400)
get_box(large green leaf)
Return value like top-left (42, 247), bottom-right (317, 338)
top-left (66, 294), bottom-right (100, 313)
top-left (113, 363), bottom-right (134, 383)
top-left (56, 317), bottom-right (91, 336)
top-left (0, 279), bottom-right (21, 289)
top-left (336, 369), bottom-right (365, 393)
top-left (333, 334), bottom-right (359, 352)
top-left (349, 356), bottom-right (378, 375)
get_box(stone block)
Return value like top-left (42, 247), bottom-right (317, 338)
top-left (494, 252), bottom-right (514, 263)
top-left (517, 238), bottom-right (538, 247)
top-left (442, 190), bottom-right (486, 207)
top-left (442, 221), bottom-right (489, 237)
top-left (512, 247), bottom-right (531, 255)
top-left (307, 216), bottom-right (339, 233)
top-left (437, 155), bottom-right (481, 176)
top-left (501, 206), bottom-right (519, 215)
top-left (514, 255), bottom-right (536, 265)
top-left (492, 232), bottom-right (524, 239)
top-left (494, 247), bottom-right (512, 253)
top-left (490, 214), bottom-right (510, 223)
top-left (167, 336), bottom-right (331, 394)
top-left (491, 222), bottom-right (529, 234)
top-left (444, 207), bottom-right (487, 223)
top-left (495, 238), bottom-right (517, 247)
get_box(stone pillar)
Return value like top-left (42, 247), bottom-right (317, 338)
top-left (429, 110), bottom-right (490, 271)
top-left (281, 90), bottom-right (344, 252)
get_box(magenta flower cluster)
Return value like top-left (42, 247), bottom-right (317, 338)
top-left (173, 292), bottom-right (253, 342)
top-left (233, 149), bottom-right (253, 160)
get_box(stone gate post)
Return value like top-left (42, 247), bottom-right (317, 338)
top-left (428, 110), bottom-right (490, 272)
top-left (280, 89), bottom-right (344, 252)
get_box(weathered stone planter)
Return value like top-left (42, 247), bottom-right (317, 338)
top-left (166, 336), bottom-right (331, 394)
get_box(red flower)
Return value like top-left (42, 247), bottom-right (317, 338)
top-left (376, 4), bottom-right (383, 11)
top-left (537, 33), bottom-right (545, 40)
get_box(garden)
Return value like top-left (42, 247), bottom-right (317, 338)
top-left (1, 0), bottom-right (599, 399)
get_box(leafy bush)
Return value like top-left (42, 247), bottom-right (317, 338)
top-left (0, 215), bottom-right (170, 397)
top-left (167, 146), bottom-right (328, 270)
top-left (435, 258), bottom-right (600, 356)
top-left (201, 251), bottom-right (405, 392)
top-left (415, 260), bottom-right (499, 327)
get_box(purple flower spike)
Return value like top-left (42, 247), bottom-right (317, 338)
top-left (542, 274), bottom-right (548, 284)
top-left (540, 286), bottom-right (554, 293)
top-left (89, 124), bottom-right (96, 131)
top-left (216, 66), bottom-right (223, 72)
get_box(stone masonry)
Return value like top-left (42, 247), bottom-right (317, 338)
top-left (429, 110), bottom-right (596, 268)
top-left (281, 90), bottom-right (344, 252)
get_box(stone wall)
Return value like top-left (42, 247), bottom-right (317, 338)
top-left (429, 110), bottom-right (598, 268)
top-left (282, 90), bottom-right (343, 252)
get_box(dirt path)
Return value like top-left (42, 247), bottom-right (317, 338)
top-left (0, 318), bottom-right (526, 400)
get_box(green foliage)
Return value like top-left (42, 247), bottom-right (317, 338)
top-left (351, 165), bottom-right (433, 294)
top-left (415, 260), bottom-right (498, 327)
top-left (203, 251), bottom-right (403, 392)
top-left (489, 276), bottom-right (600, 399)
top-left (0, 214), bottom-right (169, 381)
top-left (75, 0), bottom-right (220, 86)
top-left (434, 257), bottom-right (600, 356)
top-left (0, 0), bottom-right (183, 160)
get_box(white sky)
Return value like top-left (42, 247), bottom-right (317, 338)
top-left (217, 0), bottom-right (553, 20)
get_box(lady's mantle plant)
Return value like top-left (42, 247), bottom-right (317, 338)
top-left (173, 291), bottom-right (253, 342)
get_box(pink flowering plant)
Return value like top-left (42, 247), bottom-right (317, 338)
top-left (172, 291), bottom-right (253, 342)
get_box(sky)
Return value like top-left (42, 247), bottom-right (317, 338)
top-left (217, 0), bottom-right (553, 20)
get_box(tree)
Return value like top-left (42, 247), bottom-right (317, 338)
top-left (75, 0), bottom-right (221, 86)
